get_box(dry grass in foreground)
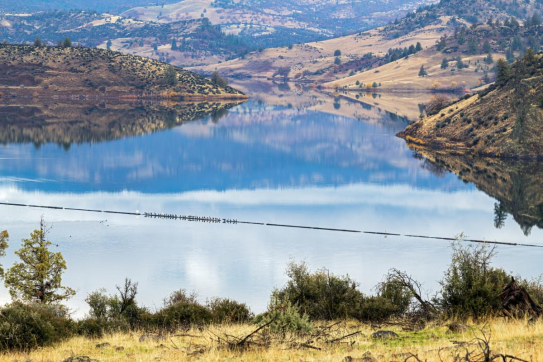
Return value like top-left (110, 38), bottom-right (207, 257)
top-left (2, 318), bottom-right (542, 362)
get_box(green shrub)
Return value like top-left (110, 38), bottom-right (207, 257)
top-left (436, 241), bottom-right (510, 320)
top-left (353, 296), bottom-right (399, 322)
top-left (85, 280), bottom-right (149, 331)
top-left (376, 277), bottom-right (413, 315)
top-left (207, 298), bottom-right (253, 323)
top-left (151, 302), bottom-right (213, 331)
top-left (254, 298), bottom-right (312, 334)
top-left (272, 261), bottom-right (363, 320)
top-left (0, 302), bottom-right (74, 351)
top-left (76, 317), bottom-right (129, 338)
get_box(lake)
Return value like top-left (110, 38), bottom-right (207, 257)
top-left (0, 87), bottom-right (542, 317)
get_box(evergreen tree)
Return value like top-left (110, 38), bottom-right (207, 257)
top-left (496, 58), bottom-right (510, 84)
top-left (483, 40), bottom-right (491, 54)
top-left (484, 53), bottom-right (493, 64)
top-left (436, 36), bottom-right (447, 51)
top-left (33, 38), bottom-right (42, 47)
top-left (106, 39), bottom-right (112, 51)
top-left (512, 35), bottom-right (523, 51)
top-left (415, 42), bottom-right (422, 52)
top-left (506, 47), bottom-right (515, 63)
top-left (468, 37), bottom-right (479, 54)
top-left (441, 58), bottom-right (449, 69)
top-left (171, 38), bottom-right (178, 50)
top-left (62, 38), bottom-right (72, 48)
top-left (458, 33), bottom-right (466, 45)
top-left (5, 218), bottom-right (75, 303)
top-left (456, 56), bottom-right (466, 69)
top-left (164, 65), bottom-right (178, 86)
top-left (418, 65), bottom-right (428, 77)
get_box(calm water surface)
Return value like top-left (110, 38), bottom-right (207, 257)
top-left (0, 94), bottom-right (542, 316)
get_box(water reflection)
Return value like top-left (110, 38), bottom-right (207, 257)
top-left (0, 92), bottom-right (541, 316)
top-left (0, 100), bottom-right (462, 193)
top-left (0, 100), bottom-right (241, 146)
top-left (409, 148), bottom-right (543, 235)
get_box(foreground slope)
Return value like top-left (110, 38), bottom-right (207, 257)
top-left (0, 45), bottom-right (246, 100)
top-left (399, 52), bottom-right (543, 159)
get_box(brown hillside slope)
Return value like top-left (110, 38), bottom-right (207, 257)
top-left (0, 45), bottom-right (246, 101)
top-left (399, 52), bottom-right (543, 159)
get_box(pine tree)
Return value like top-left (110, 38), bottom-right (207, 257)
top-left (62, 37), bottom-right (72, 48)
top-left (483, 40), bottom-right (491, 54)
top-left (441, 58), bottom-right (449, 69)
top-left (416, 42), bottom-right (422, 52)
top-left (5, 218), bottom-right (75, 303)
top-left (171, 38), bottom-right (178, 50)
top-left (418, 65), bottom-right (428, 77)
top-left (496, 58), bottom-right (510, 85)
top-left (33, 38), bottom-right (42, 47)
top-left (484, 53), bottom-right (493, 64)
top-left (456, 56), bottom-right (466, 69)
top-left (106, 39), bottom-right (112, 51)
top-left (164, 65), bottom-right (178, 86)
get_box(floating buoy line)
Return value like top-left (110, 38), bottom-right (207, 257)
top-left (1, 201), bottom-right (541, 249)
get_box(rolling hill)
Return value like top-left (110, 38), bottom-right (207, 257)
top-left (0, 11), bottom-right (251, 66)
top-left (399, 51), bottom-right (543, 159)
top-left (195, 0), bottom-right (543, 94)
top-left (0, 44), bottom-right (246, 100)
top-left (123, 0), bottom-right (438, 48)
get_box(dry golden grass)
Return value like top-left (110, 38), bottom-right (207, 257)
top-left (3, 319), bottom-right (543, 362)
top-left (192, 18), bottom-right (455, 83)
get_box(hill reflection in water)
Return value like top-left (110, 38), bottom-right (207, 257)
top-left (0, 100), bottom-right (240, 146)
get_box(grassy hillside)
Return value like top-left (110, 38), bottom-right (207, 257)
top-left (196, 0), bottom-right (543, 92)
top-left (399, 51), bottom-right (543, 158)
top-left (0, 44), bottom-right (246, 100)
top-left (123, 0), bottom-right (437, 48)
top-left (193, 21), bottom-right (450, 82)
top-left (1, 320), bottom-right (542, 362)
top-left (0, 12), bottom-right (251, 66)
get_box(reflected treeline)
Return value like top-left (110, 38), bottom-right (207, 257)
top-left (0, 100), bottom-right (241, 146)
top-left (411, 148), bottom-right (543, 235)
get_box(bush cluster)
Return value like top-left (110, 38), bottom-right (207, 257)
top-left (0, 302), bottom-right (74, 351)
top-left (0, 239), bottom-right (541, 352)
